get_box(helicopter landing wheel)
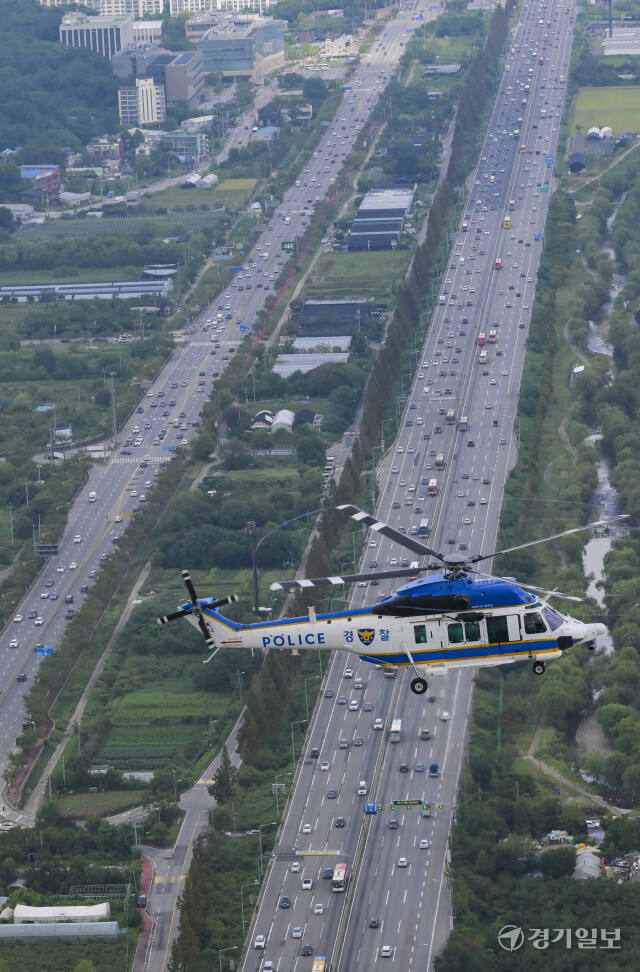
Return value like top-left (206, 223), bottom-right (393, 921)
top-left (410, 677), bottom-right (428, 695)
top-left (532, 661), bottom-right (546, 676)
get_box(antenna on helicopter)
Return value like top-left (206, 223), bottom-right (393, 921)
top-left (157, 569), bottom-right (238, 648)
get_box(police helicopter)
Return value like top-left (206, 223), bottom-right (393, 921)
top-left (157, 504), bottom-right (618, 695)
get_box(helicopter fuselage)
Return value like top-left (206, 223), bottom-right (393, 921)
top-left (199, 596), bottom-right (603, 678)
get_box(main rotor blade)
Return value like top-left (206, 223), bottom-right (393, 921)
top-left (182, 569), bottom-right (198, 604)
top-left (475, 569), bottom-right (583, 602)
top-left (270, 566), bottom-right (428, 593)
top-left (517, 582), bottom-right (583, 602)
top-left (157, 608), bottom-right (193, 624)
top-left (471, 515), bottom-right (629, 565)
top-left (337, 504), bottom-right (444, 560)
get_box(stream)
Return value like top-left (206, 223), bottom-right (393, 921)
top-left (581, 192), bottom-right (629, 653)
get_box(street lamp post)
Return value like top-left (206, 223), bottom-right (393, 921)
top-left (304, 674), bottom-right (321, 724)
top-left (290, 720), bottom-right (306, 772)
top-left (257, 820), bottom-right (278, 880)
top-left (218, 944), bottom-right (239, 972)
top-left (236, 669), bottom-right (245, 700)
top-left (249, 508), bottom-right (325, 616)
top-left (273, 771), bottom-right (292, 816)
top-left (240, 881), bottom-right (259, 936)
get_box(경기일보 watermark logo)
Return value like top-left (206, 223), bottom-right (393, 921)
top-left (497, 925), bottom-right (525, 952)
top-left (498, 926), bottom-right (621, 951)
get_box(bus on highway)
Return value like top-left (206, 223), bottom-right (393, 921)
top-left (477, 332), bottom-right (486, 346)
top-left (488, 329), bottom-right (497, 343)
top-left (478, 350), bottom-right (488, 364)
top-left (332, 863), bottom-right (348, 892)
top-left (419, 518), bottom-right (430, 537)
top-left (503, 215), bottom-right (511, 229)
top-left (458, 415), bottom-right (469, 431)
top-left (389, 718), bottom-right (402, 743)
top-left (428, 478), bottom-right (438, 496)
top-left (435, 453), bottom-right (445, 469)
top-left (495, 257), bottom-right (502, 270)
top-left (445, 409), bottom-right (456, 425)
top-left (312, 958), bottom-right (327, 972)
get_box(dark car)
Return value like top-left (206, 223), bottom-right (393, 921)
top-left (324, 689), bottom-right (334, 699)
top-left (137, 894), bottom-right (147, 908)
top-left (301, 945), bottom-right (313, 956)
top-left (322, 867), bottom-right (333, 879)
top-left (280, 896), bottom-right (291, 909)
top-left (327, 789), bottom-right (337, 799)
top-left (369, 917), bottom-right (380, 928)
top-left (399, 763), bottom-right (409, 773)
top-left (17, 673), bottom-right (27, 683)
top-left (310, 748), bottom-right (320, 759)
top-left (388, 818), bottom-right (399, 829)
top-left (335, 816), bottom-right (345, 828)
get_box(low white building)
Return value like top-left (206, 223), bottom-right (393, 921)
top-left (13, 903), bottom-right (110, 924)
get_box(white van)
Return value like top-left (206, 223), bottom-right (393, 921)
top-left (357, 780), bottom-right (368, 796)
top-left (88, 491), bottom-right (97, 503)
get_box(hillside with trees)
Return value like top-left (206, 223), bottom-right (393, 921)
top-left (0, 0), bottom-right (120, 161)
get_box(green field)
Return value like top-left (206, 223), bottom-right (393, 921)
top-left (301, 249), bottom-right (410, 301)
top-left (139, 184), bottom-right (225, 213)
top-left (570, 86), bottom-right (640, 134)
top-left (58, 788), bottom-right (146, 818)
top-left (0, 266), bottom-right (141, 285)
top-left (214, 178), bottom-right (258, 207)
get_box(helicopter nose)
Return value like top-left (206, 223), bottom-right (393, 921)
top-left (582, 622), bottom-right (607, 642)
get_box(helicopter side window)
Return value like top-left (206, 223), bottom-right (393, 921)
top-left (414, 625), bottom-right (427, 644)
top-left (542, 606), bottom-right (564, 631)
top-left (524, 612), bottom-right (547, 634)
top-left (464, 620), bottom-right (481, 641)
top-left (447, 622), bottom-right (464, 643)
top-left (486, 616), bottom-right (510, 643)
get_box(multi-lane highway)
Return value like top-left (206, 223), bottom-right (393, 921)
top-left (241, 0), bottom-right (577, 968)
top-left (0, 0), bottom-right (439, 820)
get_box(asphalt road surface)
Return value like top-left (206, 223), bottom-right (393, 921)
top-left (239, 0), bottom-right (577, 969)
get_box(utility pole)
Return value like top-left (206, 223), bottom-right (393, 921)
top-left (110, 373), bottom-right (117, 443)
top-left (246, 520), bottom-right (259, 615)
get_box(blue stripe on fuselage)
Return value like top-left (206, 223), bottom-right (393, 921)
top-left (359, 638), bottom-right (559, 665)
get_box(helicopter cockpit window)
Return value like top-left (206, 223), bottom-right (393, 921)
top-left (414, 624), bottom-right (427, 644)
top-left (448, 622), bottom-right (464, 643)
top-left (542, 606), bottom-right (564, 631)
top-left (524, 612), bottom-right (547, 634)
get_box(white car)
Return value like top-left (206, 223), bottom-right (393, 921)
top-left (349, 700), bottom-right (359, 712)
top-left (56, 565), bottom-right (65, 573)
top-left (69, 562), bottom-right (77, 570)
top-left (398, 857), bottom-right (408, 868)
top-left (343, 668), bottom-right (353, 679)
top-left (35, 617), bottom-right (44, 626)
top-left (441, 711), bottom-right (450, 721)
top-left (320, 760), bottom-right (330, 771)
top-left (290, 862), bottom-right (300, 873)
top-left (13, 615), bottom-right (22, 623)
top-left (313, 903), bottom-right (324, 915)
top-left (130, 490), bottom-right (138, 497)
top-left (302, 823), bottom-right (312, 834)
top-left (380, 945), bottom-right (394, 958)
top-left (254, 934), bottom-right (266, 949)
top-left (9, 638), bottom-right (19, 648)
top-left (73, 535), bottom-right (81, 543)
top-left (292, 926), bottom-right (302, 938)
top-left (301, 878), bottom-right (313, 890)
top-left (419, 839), bottom-right (430, 849)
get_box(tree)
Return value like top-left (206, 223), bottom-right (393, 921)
top-left (0, 207), bottom-right (12, 232)
top-left (208, 745), bottom-right (237, 805)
